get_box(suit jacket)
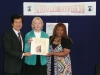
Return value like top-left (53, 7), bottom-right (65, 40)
top-left (24, 30), bottom-right (49, 65)
top-left (95, 62), bottom-right (100, 75)
top-left (2, 29), bottom-right (25, 73)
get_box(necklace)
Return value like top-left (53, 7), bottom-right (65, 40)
top-left (54, 39), bottom-right (59, 42)
top-left (53, 38), bottom-right (61, 44)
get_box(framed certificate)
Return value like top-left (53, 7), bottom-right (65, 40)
top-left (30, 38), bottom-right (49, 55)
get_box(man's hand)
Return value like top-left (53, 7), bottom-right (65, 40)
top-left (24, 52), bottom-right (32, 56)
top-left (28, 38), bottom-right (33, 45)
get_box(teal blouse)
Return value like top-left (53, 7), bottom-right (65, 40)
top-left (24, 30), bottom-right (49, 65)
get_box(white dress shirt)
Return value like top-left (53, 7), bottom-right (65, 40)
top-left (13, 28), bottom-right (23, 59)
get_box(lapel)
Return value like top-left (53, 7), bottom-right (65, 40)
top-left (40, 31), bottom-right (44, 38)
top-left (30, 30), bottom-right (36, 37)
top-left (30, 30), bottom-right (43, 38)
top-left (11, 29), bottom-right (22, 47)
top-left (30, 30), bottom-right (46, 38)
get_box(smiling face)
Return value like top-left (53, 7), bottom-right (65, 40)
top-left (32, 20), bottom-right (43, 32)
top-left (31, 17), bottom-right (44, 32)
top-left (56, 27), bottom-right (64, 37)
top-left (12, 18), bottom-right (22, 31)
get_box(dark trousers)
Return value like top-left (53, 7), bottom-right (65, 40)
top-left (4, 72), bottom-right (22, 75)
top-left (25, 64), bottom-right (47, 75)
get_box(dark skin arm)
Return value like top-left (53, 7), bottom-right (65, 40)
top-left (46, 48), bottom-right (70, 57)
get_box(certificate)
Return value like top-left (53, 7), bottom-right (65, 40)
top-left (30, 38), bottom-right (49, 55)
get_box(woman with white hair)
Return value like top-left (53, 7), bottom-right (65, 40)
top-left (24, 17), bottom-right (49, 75)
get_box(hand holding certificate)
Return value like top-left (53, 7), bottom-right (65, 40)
top-left (30, 38), bottom-right (49, 55)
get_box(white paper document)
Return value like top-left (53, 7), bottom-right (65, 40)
top-left (30, 38), bottom-right (49, 55)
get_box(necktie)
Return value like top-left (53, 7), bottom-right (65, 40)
top-left (18, 32), bottom-right (22, 47)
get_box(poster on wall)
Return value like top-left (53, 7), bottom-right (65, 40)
top-left (46, 23), bottom-right (68, 36)
top-left (30, 38), bottom-right (49, 55)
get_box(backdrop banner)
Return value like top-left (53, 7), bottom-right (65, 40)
top-left (23, 1), bottom-right (96, 16)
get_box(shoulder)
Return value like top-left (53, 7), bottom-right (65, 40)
top-left (21, 31), bottom-right (25, 35)
top-left (49, 36), bottom-right (53, 39)
top-left (41, 31), bottom-right (47, 35)
top-left (61, 37), bottom-right (72, 44)
top-left (21, 32), bottom-right (25, 38)
top-left (41, 31), bottom-right (49, 37)
top-left (25, 30), bottom-right (33, 36)
top-left (61, 37), bottom-right (72, 49)
top-left (2, 30), bottom-right (14, 40)
top-left (49, 36), bottom-right (54, 40)
top-left (2, 29), bottom-right (13, 36)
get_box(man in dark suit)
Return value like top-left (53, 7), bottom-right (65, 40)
top-left (2, 14), bottom-right (31, 75)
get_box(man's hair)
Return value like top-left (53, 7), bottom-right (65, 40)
top-left (11, 14), bottom-right (23, 24)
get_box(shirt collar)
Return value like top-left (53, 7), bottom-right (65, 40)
top-left (13, 28), bottom-right (20, 36)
